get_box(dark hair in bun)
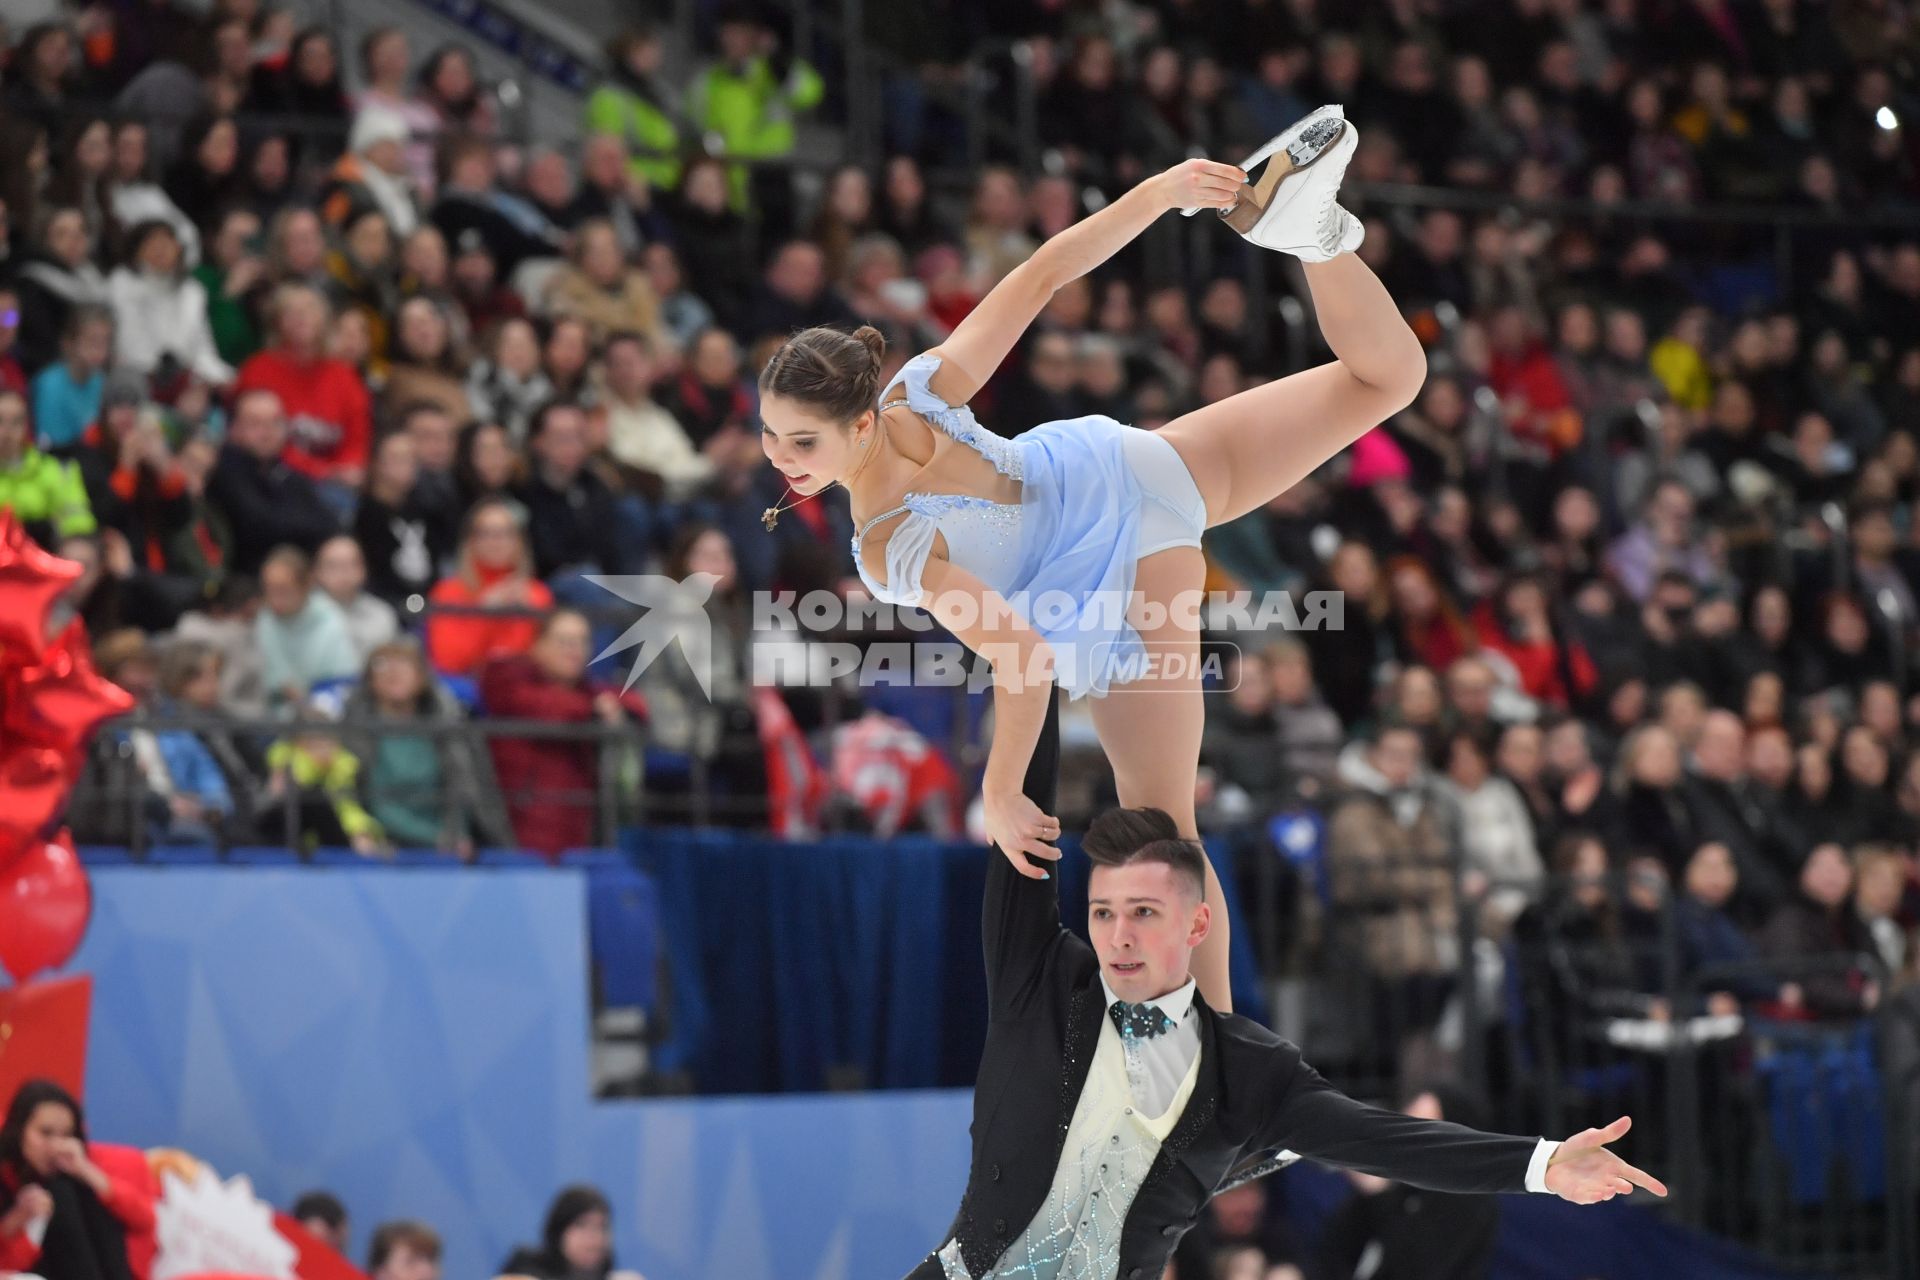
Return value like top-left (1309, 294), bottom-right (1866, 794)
top-left (759, 324), bottom-right (888, 424)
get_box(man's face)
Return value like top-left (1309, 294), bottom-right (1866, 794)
top-left (1088, 860), bottom-right (1208, 1003)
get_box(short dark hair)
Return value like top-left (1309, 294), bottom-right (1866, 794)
top-left (292, 1190), bottom-right (347, 1230)
top-left (1082, 806), bottom-right (1206, 901)
top-left (367, 1220), bottom-right (440, 1272)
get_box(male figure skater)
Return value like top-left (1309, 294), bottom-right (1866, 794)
top-left (910, 696), bottom-right (1665, 1279)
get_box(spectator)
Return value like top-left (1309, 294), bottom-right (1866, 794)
top-left (416, 45), bottom-right (495, 140)
top-left (365, 1222), bottom-right (440, 1280)
top-left (1675, 840), bottom-right (1801, 1012)
top-left (353, 428), bottom-right (448, 610)
top-left (253, 28), bottom-right (349, 122)
top-left (0, 286), bottom-right (26, 398)
top-left (688, 6), bottom-right (824, 220)
top-left (481, 608), bottom-right (641, 859)
top-left (322, 105), bottom-right (420, 238)
top-left (1473, 573), bottom-right (1597, 710)
top-left (1605, 479), bottom-right (1721, 603)
top-left (290, 1190), bottom-right (348, 1255)
top-left (465, 317), bottom-right (552, 444)
top-left (237, 284), bottom-right (374, 499)
top-left (325, 208), bottom-right (400, 380)
top-left (635, 523), bottom-right (763, 825)
top-left (544, 220), bottom-right (664, 349)
top-left (454, 419), bottom-right (525, 512)
top-left (208, 387), bottom-right (339, 576)
top-left (1854, 843), bottom-right (1918, 988)
top-left (1317, 1083), bottom-right (1501, 1280)
top-left (313, 535), bottom-right (399, 662)
top-left (429, 135), bottom-right (565, 281)
top-left (665, 157), bottom-right (754, 331)
top-left (567, 136), bottom-right (672, 257)
top-left (256, 545), bottom-right (360, 708)
top-left (161, 114), bottom-right (244, 232)
top-left (1266, 638), bottom-right (1343, 800)
top-left (136, 638), bottom-right (240, 845)
top-left (499, 1185), bottom-right (642, 1280)
top-left (1761, 841), bottom-right (1881, 1017)
top-left (586, 27), bottom-right (686, 192)
top-left (1328, 722), bottom-right (1461, 1085)
top-left (381, 296), bottom-right (471, 425)
top-left (398, 401), bottom-right (466, 546)
top-left (193, 208), bottom-right (267, 369)
top-left (343, 639), bottom-right (511, 854)
top-left (425, 497), bottom-right (552, 677)
top-left (107, 220), bottom-right (234, 388)
top-left (352, 29), bottom-right (439, 195)
top-left (739, 239), bottom-right (858, 346)
top-left (3, 24), bottom-right (77, 136)
top-left (29, 304), bottom-right (112, 450)
top-left (263, 707), bottom-right (388, 856)
top-left (0, 387), bottom-right (94, 544)
top-left (1442, 728), bottom-right (1544, 938)
top-left (516, 401), bottom-right (628, 581)
top-left (0, 1079), bottom-right (153, 1280)
top-left (1200, 648), bottom-right (1290, 822)
top-left (596, 331), bottom-right (714, 505)
top-left (665, 327), bottom-right (755, 450)
top-left (170, 575), bottom-right (268, 720)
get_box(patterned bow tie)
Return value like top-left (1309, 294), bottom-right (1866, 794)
top-left (1110, 1000), bottom-right (1175, 1041)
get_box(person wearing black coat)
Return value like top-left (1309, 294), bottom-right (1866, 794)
top-left (498, 1185), bottom-right (618, 1280)
top-left (206, 388), bottom-right (339, 576)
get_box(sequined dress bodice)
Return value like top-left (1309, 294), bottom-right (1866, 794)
top-left (937, 1014), bottom-right (1203, 1280)
top-left (853, 354), bottom-right (1028, 606)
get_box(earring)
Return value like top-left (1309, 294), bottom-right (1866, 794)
top-left (859, 434), bottom-right (870, 447)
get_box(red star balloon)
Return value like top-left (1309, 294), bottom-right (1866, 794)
top-left (0, 745), bottom-right (73, 871)
top-left (0, 513), bottom-right (83, 664)
top-left (0, 620), bottom-right (137, 769)
top-left (0, 828), bottom-right (91, 984)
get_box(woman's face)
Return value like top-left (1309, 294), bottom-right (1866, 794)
top-left (469, 426), bottom-right (517, 490)
top-left (1825, 600), bottom-right (1868, 653)
top-left (1396, 669), bottom-right (1442, 722)
top-left (560, 1210), bottom-right (611, 1272)
top-left (261, 562), bottom-right (307, 617)
top-left (534, 616), bottom-right (592, 682)
top-left (252, 136), bottom-right (290, 191)
top-left (369, 651), bottom-right (426, 708)
top-left (760, 394), bottom-right (862, 496)
top-left (347, 214), bottom-right (393, 269)
top-left (1448, 738), bottom-right (1489, 788)
top-left (431, 50), bottom-right (475, 103)
top-left (74, 121), bottom-right (111, 176)
top-left (19, 1101), bottom-right (77, 1176)
top-left (885, 156), bottom-right (924, 208)
top-left (399, 300), bottom-right (447, 362)
top-left (371, 31), bottom-right (411, 83)
top-left (692, 332), bottom-right (739, 385)
top-left (1842, 727), bottom-right (1888, 787)
top-left (403, 228), bottom-right (448, 286)
top-left (112, 123), bottom-right (149, 181)
top-left (295, 34), bottom-right (338, 85)
top-left (1752, 587), bottom-right (1790, 644)
top-left (546, 323), bottom-right (589, 379)
top-left (1571, 841), bottom-right (1609, 910)
top-left (829, 168), bottom-right (871, 223)
top-left (1744, 671), bottom-right (1783, 725)
top-left (496, 320), bottom-right (540, 376)
top-left (138, 226), bottom-right (182, 275)
top-left (278, 291), bottom-right (327, 351)
top-left (581, 226), bottom-right (624, 285)
top-left (314, 539), bottom-right (366, 602)
top-left (1497, 725), bottom-right (1542, 783)
top-left (1330, 544), bottom-right (1378, 598)
top-left (1685, 843), bottom-right (1737, 906)
top-left (1390, 565), bottom-right (1438, 618)
top-left (684, 529), bottom-right (736, 593)
top-left (47, 211), bottom-right (90, 268)
top-left (682, 162), bottom-right (728, 213)
top-left (199, 121), bottom-right (240, 175)
top-left (1631, 728), bottom-right (1681, 787)
top-left (374, 433), bottom-right (418, 494)
top-left (215, 211), bottom-right (261, 268)
top-left (469, 505), bottom-right (523, 569)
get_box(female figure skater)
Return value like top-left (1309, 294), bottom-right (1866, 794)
top-left (758, 106), bottom-right (1417, 1012)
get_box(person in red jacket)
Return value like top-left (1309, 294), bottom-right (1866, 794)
top-left (0, 1079), bottom-right (156, 1280)
top-left (481, 608), bottom-right (643, 859)
top-left (235, 283), bottom-right (373, 497)
top-left (1474, 573), bottom-right (1597, 711)
top-left (425, 498), bottom-right (554, 677)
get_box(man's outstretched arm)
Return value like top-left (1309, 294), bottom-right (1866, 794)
top-left (981, 684), bottom-right (1067, 1016)
top-left (1262, 1059), bottom-right (1667, 1202)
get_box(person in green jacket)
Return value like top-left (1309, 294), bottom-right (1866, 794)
top-left (0, 387), bottom-right (96, 542)
top-left (586, 26), bottom-right (688, 193)
top-left (686, 6), bottom-right (824, 221)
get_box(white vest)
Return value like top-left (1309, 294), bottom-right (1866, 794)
top-left (939, 1013), bottom-right (1204, 1280)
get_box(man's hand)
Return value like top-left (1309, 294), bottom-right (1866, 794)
top-left (1544, 1116), bottom-right (1668, 1204)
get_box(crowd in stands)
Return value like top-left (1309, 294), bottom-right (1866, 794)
top-left (1, 0), bottom-right (1919, 1266)
top-left (0, 1075), bottom-right (643, 1280)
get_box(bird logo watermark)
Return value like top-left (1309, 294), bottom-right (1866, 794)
top-left (585, 573), bottom-right (724, 697)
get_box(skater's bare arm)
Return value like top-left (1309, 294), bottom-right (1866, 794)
top-left (916, 558), bottom-right (1062, 876)
top-left (923, 161), bottom-right (1246, 405)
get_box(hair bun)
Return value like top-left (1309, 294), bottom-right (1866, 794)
top-left (852, 325), bottom-right (887, 364)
